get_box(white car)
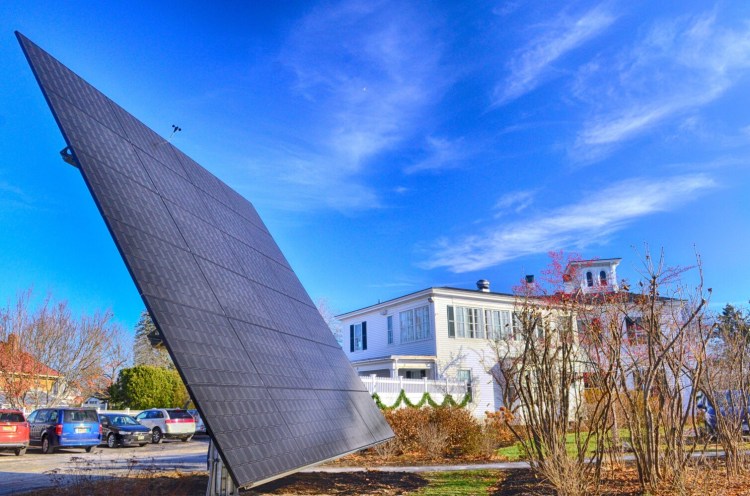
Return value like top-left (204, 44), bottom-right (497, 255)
top-left (187, 409), bottom-right (206, 434)
top-left (135, 409), bottom-right (195, 444)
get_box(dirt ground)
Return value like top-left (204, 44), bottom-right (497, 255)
top-left (27, 463), bottom-right (750, 496)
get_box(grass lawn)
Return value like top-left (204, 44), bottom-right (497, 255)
top-left (413, 470), bottom-right (503, 495)
top-left (496, 430), bottom-right (633, 461)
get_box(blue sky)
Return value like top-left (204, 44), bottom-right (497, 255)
top-left (1, 1), bottom-right (749, 333)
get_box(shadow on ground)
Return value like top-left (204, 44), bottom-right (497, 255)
top-left (245, 471), bottom-right (428, 495)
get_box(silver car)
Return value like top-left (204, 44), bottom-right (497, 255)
top-left (134, 408), bottom-right (195, 444)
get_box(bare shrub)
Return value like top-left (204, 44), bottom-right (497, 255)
top-left (414, 422), bottom-right (450, 459)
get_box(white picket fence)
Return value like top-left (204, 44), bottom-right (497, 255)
top-left (359, 375), bottom-right (469, 407)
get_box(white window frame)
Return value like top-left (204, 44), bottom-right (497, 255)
top-left (353, 323), bottom-right (364, 351)
top-left (399, 305), bottom-right (431, 343)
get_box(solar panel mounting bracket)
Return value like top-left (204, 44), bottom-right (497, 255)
top-left (59, 146), bottom-right (79, 168)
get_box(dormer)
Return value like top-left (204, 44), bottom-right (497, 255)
top-left (563, 258), bottom-right (621, 294)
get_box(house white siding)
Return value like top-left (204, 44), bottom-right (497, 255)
top-left (339, 287), bottom-right (518, 418)
top-left (342, 293), bottom-right (437, 365)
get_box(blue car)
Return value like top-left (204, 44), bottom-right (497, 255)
top-left (697, 391), bottom-right (750, 435)
top-left (27, 407), bottom-right (101, 454)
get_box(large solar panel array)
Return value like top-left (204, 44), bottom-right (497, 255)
top-left (17, 32), bottom-right (393, 488)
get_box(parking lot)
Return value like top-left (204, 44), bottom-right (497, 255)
top-left (0, 435), bottom-right (210, 495)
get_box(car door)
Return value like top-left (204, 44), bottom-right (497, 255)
top-left (100, 416), bottom-right (111, 439)
top-left (135, 411), bottom-right (154, 431)
top-left (31, 409), bottom-right (49, 445)
top-left (46, 410), bottom-right (59, 443)
top-left (26, 410), bottom-right (40, 445)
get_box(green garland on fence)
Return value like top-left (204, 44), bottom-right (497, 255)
top-left (371, 390), bottom-right (472, 410)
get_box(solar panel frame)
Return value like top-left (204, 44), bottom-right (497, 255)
top-left (16, 32), bottom-right (393, 488)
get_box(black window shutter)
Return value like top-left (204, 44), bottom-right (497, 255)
top-left (350, 325), bottom-right (355, 352)
top-left (447, 306), bottom-right (455, 338)
top-left (362, 321), bottom-right (367, 350)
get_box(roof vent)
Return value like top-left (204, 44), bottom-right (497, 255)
top-left (476, 279), bottom-right (490, 292)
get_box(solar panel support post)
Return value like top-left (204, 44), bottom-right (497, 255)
top-left (206, 439), bottom-right (239, 496)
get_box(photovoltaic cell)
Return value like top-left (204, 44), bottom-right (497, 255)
top-left (17, 32), bottom-right (393, 488)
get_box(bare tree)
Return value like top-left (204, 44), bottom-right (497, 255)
top-left (0, 289), bottom-right (128, 408)
top-left (488, 259), bottom-right (614, 496)
top-left (602, 249), bottom-right (707, 493)
top-left (697, 304), bottom-right (750, 476)
top-left (316, 297), bottom-right (343, 345)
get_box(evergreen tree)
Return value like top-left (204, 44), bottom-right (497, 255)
top-left (108, 365), bottom-right (188, 409)
top-left (133, 310), bottom-right (174, 369)
top-left (718, 303), bottom-right (750, 341)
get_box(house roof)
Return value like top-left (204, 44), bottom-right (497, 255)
top-left (337, 285), bottom-right (517, 318)
top-left (0, 339), bottom-right (60, 378)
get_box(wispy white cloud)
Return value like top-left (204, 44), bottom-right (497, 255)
top-left (423, 174), bottom-right (716, 273)
top-left (404, 136), bottom-right (471, 174)
top-left (0, 181), bottom-right (34, 212)
top-left (493, 3), bottom-right (616, 105)
top-left (493, 190), bottom-right (536, 215)
top-left (572, 12), bottom-right (750, 162)
top-left (261, 0), bottom-right (447, 210)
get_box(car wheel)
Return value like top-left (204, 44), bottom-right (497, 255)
top-left (107, 433), bottom-right (117, 448)
top-left (41, 436), bottom-right (54, 454)
top-left (14, 447), bottom-right (26, 456)
top-left (151, 428), bottom-right (163, 444)
top-left (85, 446), bottom-right (94, 453)
top-left (181, 435), bottom-right (193, 442)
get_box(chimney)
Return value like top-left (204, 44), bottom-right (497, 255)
top-left (476, 279), bottom-right (490, 292)
top-left (525, 275), bottom-right (535, 289)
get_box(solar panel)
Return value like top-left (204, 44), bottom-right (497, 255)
top-left (16, 32), bottom-right (393, 489)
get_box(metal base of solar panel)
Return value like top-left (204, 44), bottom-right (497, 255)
top-left (16, 31), bottom-right (394, 490)
top-left (207, 441), bottom-right (239, 496)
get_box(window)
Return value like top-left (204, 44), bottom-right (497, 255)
top-left (450, 306), bottom-right (514, 340)
top-left (467, 307), bottom-right (482, 338)
top-left (457, 369), bottom-right (472, 384)
top-left (455, 306), bottom-right (466, 337)
top-left (457, 369), bottom-right (473, 399)
top-left (599, 270), bottom-right (607, 286)
top-left (484, 309), bottom-right (510, 340)
top-left (64, 410), bottom-right (98, 422)
top-left (586, 271), bottom-right (594, 287)
top-left (350, 322), bottom-right (367, 351)
top-left (626, 316), bottom-right (646, 345)
top-left (387, 315), bottom-right (393, 345)
top-left (400, 306), bottom-right (430, 343)
top-left (512, 312), bottom-right (522, 339)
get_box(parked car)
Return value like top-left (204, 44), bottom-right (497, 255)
top-left (135, 408), bottom-right (195, 444)
top-left (187, 409), bottom-right (206, 434)
top-left (0, 409), bottom-right (29, 456)
top-left (27, 407), bottom-right (101, 454)
top-left (697, 390), bottom-right (750, 436)
top-left (99, 413), bottom-right (151, 448)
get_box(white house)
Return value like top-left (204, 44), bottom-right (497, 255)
top-left (338, 280), bottom-right (522, 417)
top-left (337, 257), bottom-right (677, 418)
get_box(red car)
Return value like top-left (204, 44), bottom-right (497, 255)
top-left (0, 409), bottom-right (29, 456)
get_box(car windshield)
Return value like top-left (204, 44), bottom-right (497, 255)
top-left (109, 415), bottom-right (139, 426)
top-left (63, 410), bottom-right (99, 423)
top-left (0, 413), bottom-right (24, 422)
